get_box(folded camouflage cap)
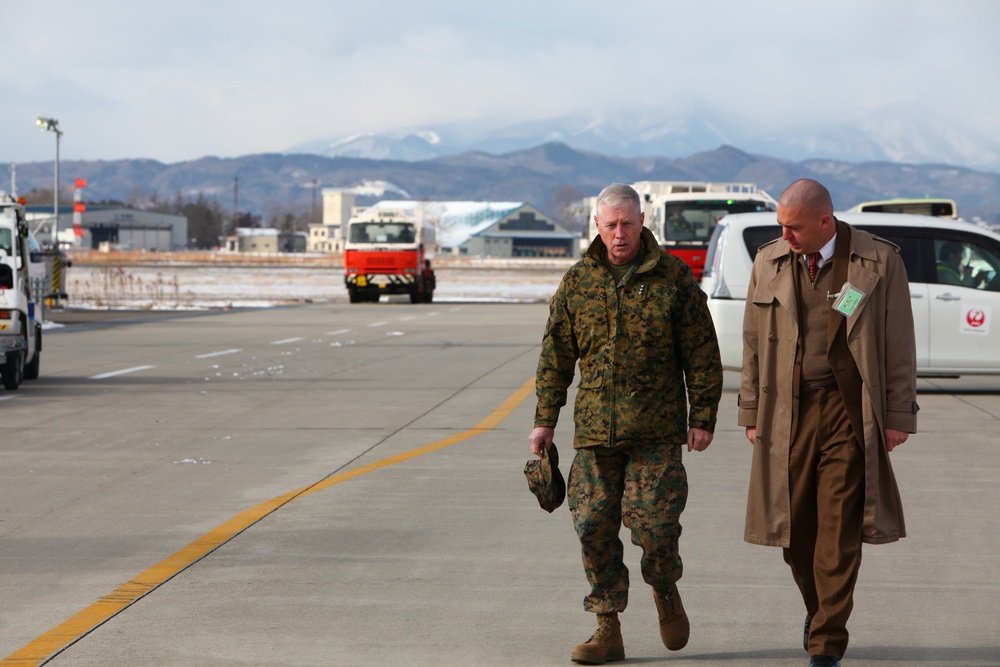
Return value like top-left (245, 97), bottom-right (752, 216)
top-left (524, 443), bottom-right (565, 513)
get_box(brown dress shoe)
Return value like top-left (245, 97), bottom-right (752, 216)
top-left (653, 583), bottom-right (690, 651)
top-left (571, 612), bottom-right (625, 664)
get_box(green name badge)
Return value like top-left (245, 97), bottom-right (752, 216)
top-left (831, 282), bottom-right (866, 318)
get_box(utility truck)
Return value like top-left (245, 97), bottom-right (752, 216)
top-left (344, 206), bottom-right (437, 304)
top-left (0, 193), bottom-right (42, 390)
top-left (588, 181), bottom-right (777, 282)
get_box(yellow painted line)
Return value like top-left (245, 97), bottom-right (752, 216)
top-left (2, 377), bottom-right (536, 666)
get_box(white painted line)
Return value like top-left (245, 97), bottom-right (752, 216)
top-left (90, 365), bottom-right (156, 380)
top-left (196, 348), bottom-right (242, 359)
top-left (399, 316), bottom-right (417, 321)
top-left (367, 321), bottom-right (387, 328)
top-left (326, 329), bottom-right (351, 336)
top-left (0, 394), bottom-right (20, 402)
top-left (271, 337), bottom-right (304, 345)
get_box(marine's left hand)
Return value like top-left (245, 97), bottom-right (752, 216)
top-left (687, 427), bottom-right (713, 452)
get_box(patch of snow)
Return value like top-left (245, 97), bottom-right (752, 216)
top-left (65, 263), bottom-right (563, 310)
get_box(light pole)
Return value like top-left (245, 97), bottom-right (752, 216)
top-left (36, 116), bottom-right (62, 247)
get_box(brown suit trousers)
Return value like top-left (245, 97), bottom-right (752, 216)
top-left (783, 383), bottom-right (865, 659)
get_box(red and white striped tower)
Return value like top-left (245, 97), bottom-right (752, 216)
top-left (73, 178), bottom-right (87, 246)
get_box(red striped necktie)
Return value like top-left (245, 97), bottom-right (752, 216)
top-left (807, 252), bottom-right (821, 282)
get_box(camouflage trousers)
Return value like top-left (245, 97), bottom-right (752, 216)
top-left (568, 443), bottom-right (687, 614)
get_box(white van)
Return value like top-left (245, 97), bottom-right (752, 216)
top-left (701, 211), bottom-right (1000, 377)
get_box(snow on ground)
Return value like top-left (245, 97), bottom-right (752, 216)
top-left (65, 264), bottom-right (565, 310)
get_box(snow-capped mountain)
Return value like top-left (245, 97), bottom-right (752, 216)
top-left (287, 108), bottom-right (1000, 173)
top-left (744, 107), bottom-right (1000, 172)
top-left (290, 131), bottom-right (444, 162)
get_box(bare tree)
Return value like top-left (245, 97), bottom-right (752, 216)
top-left (548, 185), bottom-right (588, 235)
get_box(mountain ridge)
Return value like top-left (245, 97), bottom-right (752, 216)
top-left (10, 143), bottom-right (1000, 227)
top-left (288, 107), bottom-right (1000, 174)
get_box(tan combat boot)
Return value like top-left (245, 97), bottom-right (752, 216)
top-left (653, 583), bottom-right (689, 651)
top-left (571, 612), bottom-right (625, 664)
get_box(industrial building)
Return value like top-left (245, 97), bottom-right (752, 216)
top-left (26, 205), bottom-right (188, 251)
top-left (311, 191), bottom-right (579, 258)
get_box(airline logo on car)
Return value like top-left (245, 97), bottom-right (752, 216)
top-left (961, 305), bottom-right (991, 335)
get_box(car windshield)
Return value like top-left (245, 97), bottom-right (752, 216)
top-left (349, 222), bottom-right (416, 244)
top-left (661, 200), bottom-right (773, 243)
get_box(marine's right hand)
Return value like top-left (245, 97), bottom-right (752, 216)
top-left (528, 426), bottom-right (554, 458)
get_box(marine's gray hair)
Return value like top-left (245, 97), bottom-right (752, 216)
top-left (595, 183), bottom-right (640, 217)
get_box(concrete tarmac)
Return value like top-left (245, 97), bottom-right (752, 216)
top-left (2, 304), bottom-right (999, 666)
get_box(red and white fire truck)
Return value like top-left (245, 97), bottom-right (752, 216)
top-left (343, 205), bottom-right (437, 304)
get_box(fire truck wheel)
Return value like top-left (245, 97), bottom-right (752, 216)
top-left (1, 350), bottom-right (24, 390)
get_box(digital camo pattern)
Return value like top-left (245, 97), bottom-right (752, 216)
top-left (534, 227), bottom-right (723, 449)
top-left (568, 443), bottom-right (688, 612)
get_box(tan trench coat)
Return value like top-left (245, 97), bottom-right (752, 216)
top-left (738, 220), bottom-right (919, 547)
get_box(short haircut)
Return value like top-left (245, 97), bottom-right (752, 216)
top-left (779, 179), bottom-right (833, 216)
top-left (595, 183), bottom-right (640, 218)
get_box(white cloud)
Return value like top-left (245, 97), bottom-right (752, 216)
top-left (2, 0), bottom-right (997, 164)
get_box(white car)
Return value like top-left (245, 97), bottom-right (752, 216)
top-left (701, 211), bottom-right (1000, 377)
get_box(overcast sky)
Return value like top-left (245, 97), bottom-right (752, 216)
top-left (3, 0), bottom-right (998, 165)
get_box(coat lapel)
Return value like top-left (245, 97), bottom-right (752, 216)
top-left (762, 241), bottom-right (798, 323)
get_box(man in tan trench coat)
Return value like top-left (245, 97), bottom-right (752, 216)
top-left (738, 179), bottom-right (918, 667)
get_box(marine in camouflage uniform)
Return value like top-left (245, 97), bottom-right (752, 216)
top-left (529, 184), bottom-right (722, 661)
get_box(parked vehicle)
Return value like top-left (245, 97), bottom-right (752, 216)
top-left (344, 206), bottom-right (436, 304)
top-left (701, 211), bottom-right (1000, 377)
top-left (847, 197), bottom-right (958, 219)
top-left (0, 193), bottom-right (43, 390)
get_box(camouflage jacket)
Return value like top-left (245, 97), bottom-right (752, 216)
top-left (534, 227), bottom-right (723, 448)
